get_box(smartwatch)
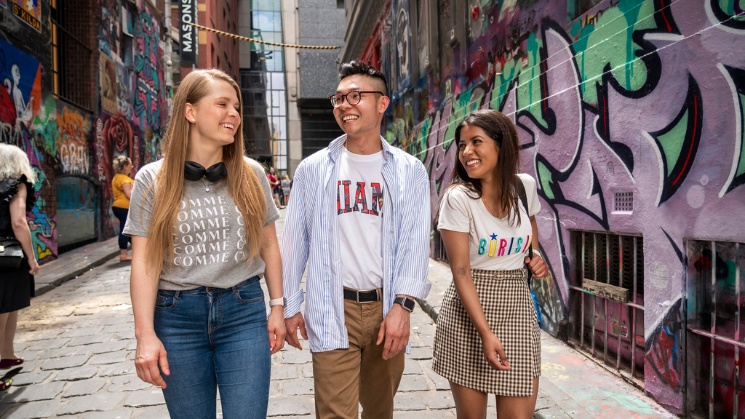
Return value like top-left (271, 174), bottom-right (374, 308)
top-left (394, 296), bottom-right (415, 312)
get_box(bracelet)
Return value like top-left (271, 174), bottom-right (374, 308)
top-left (531, 249), bottom-right (542, 259)
top-left (269, 297), bottom-right (284, 307)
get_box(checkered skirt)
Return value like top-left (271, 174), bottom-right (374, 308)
top-left (432, 268), bottom-right (540, 396)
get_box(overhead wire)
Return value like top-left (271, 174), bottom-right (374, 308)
top-left (186, 22), bottom-right (340, 50)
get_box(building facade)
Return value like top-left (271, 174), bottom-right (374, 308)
top-left (1, 0), bottom-right (171, 260)
top-left (342, 0), bottom-right (745, 416)
top-left (282, 0), bottom-right (345, 175)
top-left (236, 0), bottom-right (285, 171)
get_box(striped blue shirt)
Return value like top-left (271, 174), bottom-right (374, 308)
top-left (282, 135), bottom-right (432, 352)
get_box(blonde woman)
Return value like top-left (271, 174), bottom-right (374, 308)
top-left (0, 143), bottom-right (40, 390)
top-left (111, 156), bottom-right (134, 262)
top-left (124, 69), bottom-right (285, 418)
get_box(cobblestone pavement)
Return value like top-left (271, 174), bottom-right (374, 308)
top-left (0, 208), bottom-right (677, 418)
top-left (0, 257), bottom-right (465, 418)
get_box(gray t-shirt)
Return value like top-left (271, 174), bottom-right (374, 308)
top-left (123, 157), bottom-right (279, 290)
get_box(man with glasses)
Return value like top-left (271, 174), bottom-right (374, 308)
top-left (281, 61), bottom-right (431, 418)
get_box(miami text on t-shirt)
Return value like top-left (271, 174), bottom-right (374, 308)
top-left (336, 180), bottom-right (383, 216)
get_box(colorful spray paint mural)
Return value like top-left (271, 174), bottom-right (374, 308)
top-left (0, 38), bottom-right (58, 263)
top-left (100, 0), bottom-right (120, 56)
top-left (2, 0), bottom-right (167, 260)
top-left (133, 7), bottom-right (164, 133)
top-left (94, 113), bottom-right (141, 237)
top-left (378, 0), bottom-right (745, 414)
top-left (0, 38), bottom-right (41, 129)
top-left (93, 1), bottom-right (164, 240)
top-left (55, 104), bottom-right (95, 248)
top-left (57, 105), bottom-right (92, 176)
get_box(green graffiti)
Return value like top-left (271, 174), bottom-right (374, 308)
top-left (516, 34), bottom-right (541, 114)
top-left (737, 91), bottom-right (745, 179)
top-left (394, 119), bottom-right (407, 145)
top-left (655, 110), bottom-right (689, 178)
top-left (30, 96), bottom-right (58, 156)
top-left (571, 0), bottom-right (656, 105)
top-left (537, 160), bottom-right (555, 200)
top-left (413, 118), bottom-right (431, 162)
top-left (720, 0), bottom-right (745, 21)
top-left (491, 59), bottom-right (520, 113)
top-left (489, 51), bottom-right (549, 127)
top-left (444, 89), bottom-right (484, 150)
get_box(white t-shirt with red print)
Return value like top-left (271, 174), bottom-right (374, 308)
top-left (337, 147), bottom-right (385, 291)
top-left (437, 173), bottom-right (541, 270)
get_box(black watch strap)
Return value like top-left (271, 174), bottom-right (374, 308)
top-left (394, 296), bottom-right (415, 312)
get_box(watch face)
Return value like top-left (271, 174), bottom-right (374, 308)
top-left (396, 297), bottom-right (415, 312)
top-left (404, 298), bottom-right (415, 311)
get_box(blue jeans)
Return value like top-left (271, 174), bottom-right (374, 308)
top-left (154, 276), bottom-right (270, 419)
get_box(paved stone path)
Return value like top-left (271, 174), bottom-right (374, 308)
top-left (0, 209), bottom-right (677, 418)
top-left (0, 257), bottom-right (460, 418)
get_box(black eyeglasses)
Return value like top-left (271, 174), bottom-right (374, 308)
top-left (329, 91), bottom-right (384, 108)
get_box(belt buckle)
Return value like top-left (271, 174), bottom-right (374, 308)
top-left (356, 289), bottom-right (378, 303)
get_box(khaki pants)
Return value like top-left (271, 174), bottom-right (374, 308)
top-left (312, 299), bottom-right (405, 419)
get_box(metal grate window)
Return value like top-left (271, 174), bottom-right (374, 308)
top-left (685, 240), bottom-right (744, 418)
top-left (51, 0), bottom-right (95, 111)
top-left (614, 191), bottom-right (634, 212)
top-left (569, 231), bottom-right (645, 382)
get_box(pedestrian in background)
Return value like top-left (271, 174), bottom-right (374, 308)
top-left (267, 166), bottom-right (284, 209)
top-left (0, 143), bottom-right (40, 390)
top-left (124, 69), bottom-right (285, 419)
top-left (432, 109), bottom-right (548, 419)
top-left (282, 61), bottom-right (431, 418)
top-left (281, 174), bottom-right (291, 206)
top-left (111, 155), bottom-right (134, 262)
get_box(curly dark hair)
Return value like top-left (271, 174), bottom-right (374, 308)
top-left (338, 61), bottom-right (388, 94)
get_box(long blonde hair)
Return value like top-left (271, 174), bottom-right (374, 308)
top-left (145, 69), bottom-right (267, 274)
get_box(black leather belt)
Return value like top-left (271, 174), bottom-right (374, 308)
top-left (343, 288), bottom-right (381, 303)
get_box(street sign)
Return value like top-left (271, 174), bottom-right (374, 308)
top-left (179, 0), bottom-right (197, 64)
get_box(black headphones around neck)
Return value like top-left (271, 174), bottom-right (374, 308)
top-left (184, 161), bottom-right (228, 182)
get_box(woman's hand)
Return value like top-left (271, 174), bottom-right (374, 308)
top-left (267, 306), bottom-right (286, 354)
top-left (525, 253), bottom-right (548, 278)
top-left (481, 332), bottom-right (511, 371)
top-left (134, 332), bottom-right (170, 388)
top-left (28, 259), bottom-right (40, 276)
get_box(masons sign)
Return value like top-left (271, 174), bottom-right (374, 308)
top-left (179, 0), bottom-right (197, 64)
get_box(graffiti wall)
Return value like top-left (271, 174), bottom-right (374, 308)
top-left (57, 105), bottom-right (92, 176)
top-left (1, 0), bottom-right (166, 261)
top-left (94, 113), bottom-right (141, 237)
top-left (377, 0), bottom-right (745, 414)
top-left (0, 36), bottom-right (58, 263)
top-left (133, 6), bottom-right (164, 133)
top-left (93, 0), bottom-right (164, 241)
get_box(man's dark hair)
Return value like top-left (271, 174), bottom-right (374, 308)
top-left (339, 61), bottom-right (388, 94)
